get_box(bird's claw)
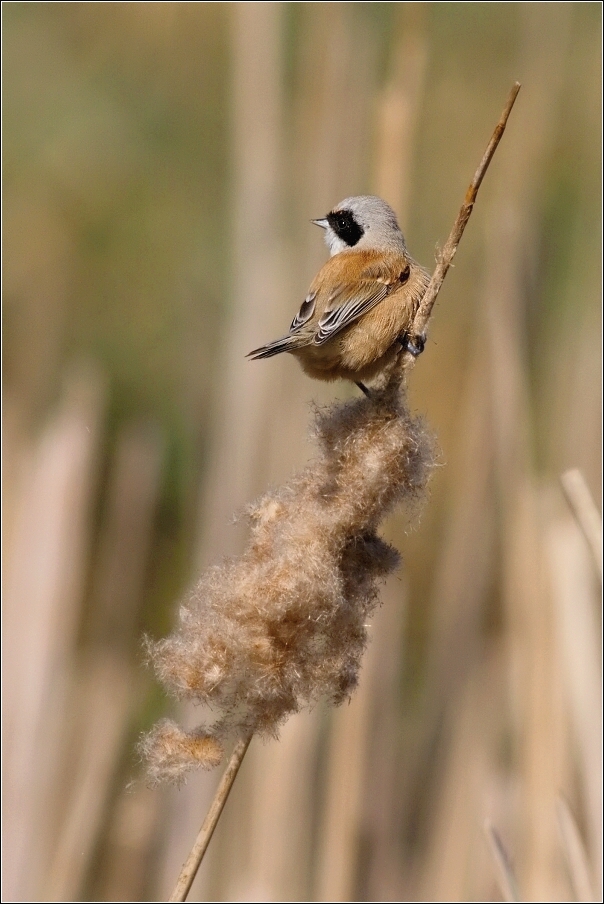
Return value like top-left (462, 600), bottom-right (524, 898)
top-left (399, 332), bottom-right (425, 357)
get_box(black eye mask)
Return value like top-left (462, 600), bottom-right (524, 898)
top-left (326, 209), bottom-right (364, 247)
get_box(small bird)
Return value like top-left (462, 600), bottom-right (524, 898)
top-left (247, 196), bottom-right (430, 391)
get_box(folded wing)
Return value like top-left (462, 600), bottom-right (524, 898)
top-left (248, 251), bottom-right (409, 359)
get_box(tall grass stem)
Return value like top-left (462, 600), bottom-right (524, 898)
top-left (169, 734), bottom-right (253, 903)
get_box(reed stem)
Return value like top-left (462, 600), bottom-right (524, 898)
top-left (168, 734), bottom-right (253, 903)
top-left (408, 81), bottom-right (521, 349)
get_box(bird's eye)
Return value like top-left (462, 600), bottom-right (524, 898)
top-left (337, 217), bottom-right (348, 230)
top-left (399, 265), bottom-right (411, 284)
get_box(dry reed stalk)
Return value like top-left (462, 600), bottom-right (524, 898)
top-left (486, 259), bottom-right (565, 895)
top-left (419, 346), bottom-right (495, 722)
top-left (240, 711), bottom-right (322, 901)
top-left (415, 654), bottom-right (503, 901)
top-left (373, 5), bottom-right (427, 221)
top-left (314, 669), bottom-right (374, 902)
top-left (560, 468), bottom-right (603, 582)
top-left (47, 422), bottom-right (163, 900)
top-left (403, 82), bottom-right (520, 359)
top-left (157, 5), bottom-right (290, 897)
top-left (483, 11), bottom-right (575, 897)
top-left (556, 795), bottom-right (597, 903)
top-left (409, 369), bottom-right (498, 902)
top-left (391, 243), bottom-right (498, 899)
top-left (546, 510), bottom-right (602, 894)
top-left (153, 83), bottom-right (521, 902)
top-left (291, 3), bottom-right (378, 228)
top-left (353, 584), bottom-right (410, 899)
top-left (46, 654), bottom-right (133, 901)
top-left (2, 370), bottom-right (104, 901)
top-left (168, 734), bottom-right (252, 903)
top-left (196, 4), bottom-right (288, 569)
top-left (90, 422), bottom-right (165, 642)
top-left (97, 783), bottom-right (162, 902)
top-left (494, 479), bottom-right (568, 900)
top-left (484, 819), bottom-right (520, 903)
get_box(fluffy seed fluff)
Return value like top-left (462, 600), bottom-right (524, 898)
top-left (140, 376), bottom-right (434, 784)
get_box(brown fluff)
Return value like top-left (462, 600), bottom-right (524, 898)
top-left (140, 373), bottom-right (435, 784)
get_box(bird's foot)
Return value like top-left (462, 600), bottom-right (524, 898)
top-left (398, 332), bottom-right (425, 357)
top-left (356, 381), bottom-right (371, 397)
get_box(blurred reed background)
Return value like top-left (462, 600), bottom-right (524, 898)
top-left (2, 3), bottom-right (601, 901)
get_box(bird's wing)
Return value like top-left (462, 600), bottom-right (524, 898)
top-left (247, 294), bottom-right (316, 359)
top-left (312, 256), bottom-right (409, 346)
top-left (290, 291), bottom-right (317, 332)
top-left (247, 252), bottom-right (410, 359)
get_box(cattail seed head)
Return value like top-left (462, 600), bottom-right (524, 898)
top-left (140, 380), bottom-right (434, 784)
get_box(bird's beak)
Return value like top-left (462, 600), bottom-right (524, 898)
top-left (311, 218), bottom-right (328, 229)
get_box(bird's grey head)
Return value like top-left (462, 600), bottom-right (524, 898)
top-left (313, 196), bottom-right (408, 257)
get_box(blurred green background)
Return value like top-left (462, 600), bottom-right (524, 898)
top-left (3, 3), bottom-right (601, 901)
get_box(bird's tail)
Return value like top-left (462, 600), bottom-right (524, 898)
top-left (247, 334), bottom-right (304, 360)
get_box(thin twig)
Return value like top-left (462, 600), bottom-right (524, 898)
top-left (483, 818), bottom-right (520, 903)
top-left (169, 734), bottom-right (253, 903)
top-left (560, 468), bottom-right (603, 582)
top-left (407, 81), bottom-right (521, 352)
